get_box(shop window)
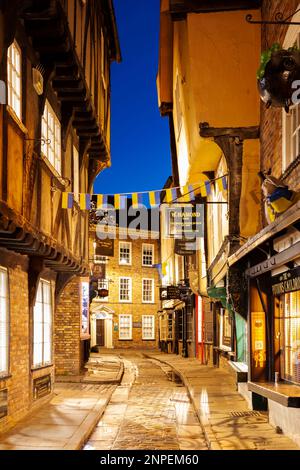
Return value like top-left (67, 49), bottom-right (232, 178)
top-left (142, 244), bottom-right (154, 266)
top-left (0, 268), bottom-right (9, 375)
top-left (119, 277), bottom-right (132, 302)
top-left (41, 100), bottom-right (62, 175)
top-left (280, 291), bottom-right (300, 384)
top-left (142, 279), bottom-right (154, 303)
top-left (7, 41), bottom-right (22, 120)
top-left (119, 314), bottom-right (132, 340)
top-left (142, 315), bottom-right (155, 340)
top-left (119, 242), bottom-right (131, 265)
top-left (219, 308), bottom-right (232, 351)
top-left (167, 313), bottom-right (173, 340)
top-left (33, 280), bottom-right (52, 368)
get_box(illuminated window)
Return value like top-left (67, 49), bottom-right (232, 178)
top-left (7, 41), bottom-right (22, 120)
top-left (119, 277), bottom-right (132, 302)
top-left (119, 314), bottom-right (132, 340)
top-left (0, 268), bottom-right (9, 375)
top-left (280, 290), bottom-right (300, 384)
top-left (33, 280), bottom-right (52, 367)
top-left (142, 315), bottom-right (155, 340)
top-left (41, 100), bottom-right (61, 174)
top-left (119, 242), bottom-right (131, 265)
top-left (142, 244), bottom-right (154, 266)
top-left (142, 279), bottom-right (154, 303)
top-left (219, 308), bottom-right (232, 351)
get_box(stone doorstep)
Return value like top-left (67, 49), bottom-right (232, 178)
top-left (56, 361), bottom-right (124, 386)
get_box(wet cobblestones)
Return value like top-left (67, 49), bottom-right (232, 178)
top-left (84, 354), bottom-right (208, 451)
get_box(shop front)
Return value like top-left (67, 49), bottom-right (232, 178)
top-left (229, 215), bottom-right (300, 446)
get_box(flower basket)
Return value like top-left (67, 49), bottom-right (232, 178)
top-left (257, 43), bottom-right (300, 112)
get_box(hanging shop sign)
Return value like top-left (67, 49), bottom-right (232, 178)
top-left (95, 239), bottom-right (114, 257)
top-left (174, 238), bottom-right (197, 256)
top-left (257, 44), bottom-right (300, 112)
top-left (160, 286), bottom-right (181, 301)
top-left (272, 267), bottom-right (300, 295)
top-left (164, 204), bottom-right (204, 240)
top-left (98, 288), bottom-right (109, 298)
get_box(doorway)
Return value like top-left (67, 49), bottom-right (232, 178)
top-left (96, 319), bottom-right (105, 347)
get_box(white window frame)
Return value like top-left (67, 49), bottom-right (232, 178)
top-left (7, 41), bottom-right (22, 121)
top-left (119, 314), bottom-right (132, 340)
top-left (119, 277), bottom-right (132, 303)
top-left (282, 21), bottom-right (300, 172)
top-left (119, 241), bottom-right (132, 266)
top-left (142, 244), bottom-right (154, 267)
top-left (41, 100), bottom-right (62, 175)
top-left (0, 268), bottom-right (9, 376)
top-left (33, 279), bottom-right (53, 368)
top-left (142, 278), bottom-right (155, 304)
top-left (142, 315), bottom-right (155, 340)
top-left (73, 145), bottom-right (79, 200)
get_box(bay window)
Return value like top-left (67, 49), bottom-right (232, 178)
top-left (41, 100), bottom-right (62, 174)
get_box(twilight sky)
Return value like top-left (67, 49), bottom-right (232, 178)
top-left (94, 0), bottom-right (172, 196)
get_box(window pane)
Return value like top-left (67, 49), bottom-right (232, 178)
top-left (7, 41), bottom-right (22, 120)
top-left (42, 101), bottom-right (61, 175)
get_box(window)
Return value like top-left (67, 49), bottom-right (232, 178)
top-left (7, 41), bottom-right (22, 120)
top-left (41, 100), bottom-right (62, 174)
top-left (33, 280), bottom-right (52, 367)
top-left (142, 315), bottom-right (155, 340)
top-left (142, 244), bottom-right (154, 266)
top-left (119, 277), bottom-right (132, 302)
top-left (0, 268), bottom-right (9, 375)
top-left (119, 242), bottom-right (131, 265)
top-left (73, 146), bottom-right (79, 198)
top-left (142, 279), bottom-right (154, 303)
top-left (119, 314), bottom-right (132, 340)
top-left (283, 31), bottom-right (300, 171)
top-left (280, 291), bottom-right (300, 384)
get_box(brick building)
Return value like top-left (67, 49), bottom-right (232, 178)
top-left (0, 0), bottom-right (120, 433)
top-left (89, 219), bottom-right (161, 350)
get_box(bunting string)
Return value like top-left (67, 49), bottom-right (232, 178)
top-left (62, 174), bottom-right (229, 210)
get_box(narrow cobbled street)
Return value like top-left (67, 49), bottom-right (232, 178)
top-left (84, 353), bottom-right (208, 451)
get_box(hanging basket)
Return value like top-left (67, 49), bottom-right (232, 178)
top-left (257, 44), bottom-right (300, 112)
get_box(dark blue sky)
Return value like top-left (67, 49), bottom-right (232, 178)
top-left (94, 0), bottom-right (172, 196)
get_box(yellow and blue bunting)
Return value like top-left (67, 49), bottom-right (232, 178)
top-left (61, 175), bottom-right (228, 210)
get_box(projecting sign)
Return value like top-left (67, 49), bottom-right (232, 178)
top-left (160, 286), bottom-right (181, 301)
top-left (164, 204), bottom-right (204, 240)
top-left (272, 267), bottom-right (300, 295)
top-left (95, 239), bottom-right (114, 257)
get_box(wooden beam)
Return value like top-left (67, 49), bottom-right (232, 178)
top-left (200, 123), bottom-right (260, 140)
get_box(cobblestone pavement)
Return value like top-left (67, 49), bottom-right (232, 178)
top-left (84, 353), bottom-right (208, 451)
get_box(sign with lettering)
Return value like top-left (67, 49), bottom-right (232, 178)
top-left (133, 322), bottom-right (142, 328)
top-left (33, 375), bottom-right (51, 400)
top-left (272, 267), bottom-right (300, 295)
top-left (174, 238), bottom-right (197, 256)
top-left (160, 286), bottom-right (181, 300)
top-left (0, 390), bottom-right (8, 419)
top-left (96, 239), bottom-right (114, 257)
top-left (164, 204), bottom-right (204, 240)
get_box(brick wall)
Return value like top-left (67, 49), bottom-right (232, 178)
top-left (260, 0), bottom-right (300, 225)
top-left (54, 277), bottom-right (82, 376)
top-left (90, 229), bottom-right (161, 350)
top-left (0, 251), bottom-right (30, 433)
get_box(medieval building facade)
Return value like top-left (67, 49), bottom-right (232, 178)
top-left (0, 0), bottom-right (120, 433)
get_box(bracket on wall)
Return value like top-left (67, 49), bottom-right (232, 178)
top-left (246, 8), bottom-right (300, 26)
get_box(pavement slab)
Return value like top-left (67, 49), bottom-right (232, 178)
top-left (145, 352), bottom-right (300, 451)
